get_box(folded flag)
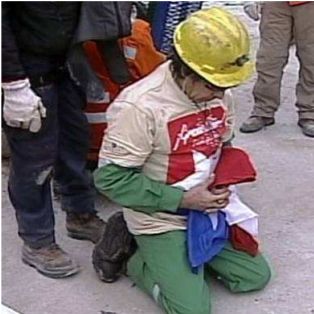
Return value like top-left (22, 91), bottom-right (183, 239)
top-left (186, 147), bottom-right (259, 272)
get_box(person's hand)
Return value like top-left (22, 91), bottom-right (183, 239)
top-left (243, 2), bottom-right (262, 21)
top-left (2, 78), bottom-right (46, 133)
top-left (180, 176), bottom-right (231, 212)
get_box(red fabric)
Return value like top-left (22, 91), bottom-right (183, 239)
top-left (289, 1), bottom-right (309, 6)
top-left (209, 147), bottom-right (259, 256)
top-left (212, 147), bottom-right (257, 188)
top-left (230, 225), bottom-right (259, 256)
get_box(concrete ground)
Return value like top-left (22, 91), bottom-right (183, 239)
top-left (2, 4), bottom-right (314, 314)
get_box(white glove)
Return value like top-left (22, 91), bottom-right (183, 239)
top-left (2, 79), bottom-right (47, 133)
top-left (243, 2), bottom-right (262, 21)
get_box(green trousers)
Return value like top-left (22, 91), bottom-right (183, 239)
top-left (127, 231), bottom-right (271, 314)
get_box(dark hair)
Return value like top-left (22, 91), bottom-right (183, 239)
top-left (168, 48), bottom-right (196, 80)
top-left (168, 47), bottom-right (229, 90)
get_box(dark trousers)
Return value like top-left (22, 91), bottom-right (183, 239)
top-left (3, 54), bottom-right (96, 248)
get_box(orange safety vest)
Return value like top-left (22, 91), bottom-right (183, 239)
top-left (83, 19), bottom-right (166, 162)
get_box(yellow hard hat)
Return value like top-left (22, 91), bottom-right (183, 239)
top-left (173, 7), bottom-right (254, 87)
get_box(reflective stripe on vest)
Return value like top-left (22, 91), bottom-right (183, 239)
top-left (85, 112), bottom-right (107, 124)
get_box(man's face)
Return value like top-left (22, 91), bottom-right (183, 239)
top-left (184, 75), bottom-right (228, 103)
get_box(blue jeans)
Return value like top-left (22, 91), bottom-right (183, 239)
top-left (3, 54), bottom-right (96, 248)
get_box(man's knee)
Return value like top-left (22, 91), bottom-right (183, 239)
top-left (230, 257), bottom-right (272, 293)
top-left (128, 254), bottom-right (211, 314)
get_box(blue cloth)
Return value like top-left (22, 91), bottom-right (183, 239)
top-left (180, 209), bottom-right (229, 272)
top-left (4, 53), bottom-right (96, 248)
top-left (150, 2), bottom-right (203, 53)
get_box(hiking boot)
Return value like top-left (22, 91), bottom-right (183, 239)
top-left (66, 212), bottom-right (106, 244)
top-left (92, 211), bottom-right (137, 283)
top-left (298, 119), bottom-right (314, 137)
top-left (240, 116), bottom-right (275, 133)
top-left (22, 243), bottom-right (80, 278)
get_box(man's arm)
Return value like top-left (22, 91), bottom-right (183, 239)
top-left (94, 163), bottom-right (184, 214)
top-left (94, 163), bottom-right (230, 214)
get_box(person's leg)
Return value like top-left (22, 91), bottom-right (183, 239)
top-left (292, 2), bottom-right (314, 137)
top-left (241, 2), bottom-right (293, 133)
top-left (4, 82), bottom-right (58, 249)
top-left (3, 56), bottom-right (80, 278)
top-left (207, 243), bottom-right (271, 293)
top-left (54, 71), bottom-right (105, 243)
top-left (127, 231), bottom-right (211, 314)
top-left (253, 2), bottom-right (292, 117)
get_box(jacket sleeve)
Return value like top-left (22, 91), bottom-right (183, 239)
top-left (93, 163), bottom-right (184, 214)
top-left (74, 2), bottom-right (132, 43)
top-left (1, 3), bottom-right (26, 81)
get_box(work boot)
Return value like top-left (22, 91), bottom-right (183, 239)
top-left (66, 212), bottom-right (106, 244)
top-left (240, 116), bottom-right (275, 133)
top-left (298, 119), bottom-right (314, 137)
top-left (22, 243), bottom-right (80, 278)
top-left (92, 211), bottom-right (137, 283)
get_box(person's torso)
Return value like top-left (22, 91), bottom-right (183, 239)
top-left (11, 2), bottom-right (81, 57)
top-left (107, 61), bottom-right (231, 191)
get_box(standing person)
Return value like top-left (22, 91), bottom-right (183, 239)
top-left (240, 1), bottom-right (314, 137)
top-left (1, 2), bottom-right (132, 279)
top-left (92, 8), bottom-right (271, 314)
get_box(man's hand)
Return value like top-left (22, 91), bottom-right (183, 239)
top-left (180, 176), bottom-right (231, 212)
top-left (2, 78), bottom-right (46, 133)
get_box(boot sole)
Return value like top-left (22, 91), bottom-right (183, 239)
top-left (22, 256), bottom-right (81, 279)
top-left (240, 119), bottom-right (275, 133)
top-left (298, 122), bottom-right (314, 137)
top-left (67, 231), bottom-right (98, 244)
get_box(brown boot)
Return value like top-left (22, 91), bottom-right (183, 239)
top-left (66, 212), bottom-right (106, 243)
top-left (240, 116), bottom-right (275, 133)
top-left (22, 243), bottom-right (80, 278)
top-left (92, 212), bottom-right (137, 283)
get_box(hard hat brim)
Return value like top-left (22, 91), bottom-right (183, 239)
top-left (190, 60), bottom-right (255, 88)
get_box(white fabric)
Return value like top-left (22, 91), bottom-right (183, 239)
top-left (221, 186), bottom-right (259, 236)
top-left (2, 79), bottom-right (46, 133)
top-left (172, 149), bottom-right (221, 191)
top-left (243, 2), bottom-right (262, 21)
top-left (123, 209), bottom-right (187, 235)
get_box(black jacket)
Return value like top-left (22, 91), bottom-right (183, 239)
top-left (2, 2), bottom-right (81, 79)
top-left (2, 2), bottom-right (132, 80)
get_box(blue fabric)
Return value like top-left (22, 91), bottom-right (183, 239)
top-left (150, 2), bottom-right (203, 53)
top-left (179, 209), bottom-right (229, 272)
top-left (4, 54), bottom-right (96, 248)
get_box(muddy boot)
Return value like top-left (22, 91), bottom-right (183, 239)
top-left (240, 116), bottom-right (275, 133)
top-left (92, 211), bottom-right (137, 283)
top-left (22, 243), bottom-right (80, 278)
top-left (66, 212), bottom-right (106, 244)
top-left (298, 119), bottom-right (314, 137)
